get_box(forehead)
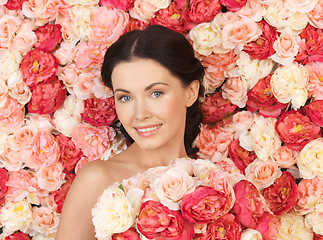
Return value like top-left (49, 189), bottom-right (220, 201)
top-left (111, 58), bottom-right (182, 90)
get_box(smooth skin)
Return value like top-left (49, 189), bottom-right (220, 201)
top-left (55, 59), bottom-right (200, 240)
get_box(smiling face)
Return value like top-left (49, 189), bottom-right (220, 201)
top-left (111, 58), bottom-right (199, 152)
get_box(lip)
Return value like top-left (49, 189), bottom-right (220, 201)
top-left (134, 124), bottom-right (162, 137)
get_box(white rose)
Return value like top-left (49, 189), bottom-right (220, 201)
top-left (297, 138), bottom-right (323, 179)
top-left (145, 0), bottom-right (170, 9)
top-left (25, 113), bottom-right (54, 132)
top-left (192, 158), bottom-right (217, 180)
top-left (305, 198), bottom-right (323, 235)
top-left (0, 199), bottom-right (33, 235)
top-left (0, 49), bottom-right (22, 82)
top-left (284, 0), bottom-right (318, 13)
top-left (241, 229), bottom-right (263, 240)
top-left (289, 12), bottom-right (309, 34)
top-left (264, 1), bottom-right (292, 31)
top-left (91, 186), bottom-right (133, 240)
top-left (271, 62), bottom-right (309, 109)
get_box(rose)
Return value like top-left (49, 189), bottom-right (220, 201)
top-left (181, 186), bottom-right (230, 223)
top-left (81, 96), bottom-right (117, 127)
top-left (36, 162), bottom-right (65, 192)
top-left (200, 92), bottom-right (238, 123)
top-left (0, 80), bottom-right (8, 107)
top-left (19, 49), bottom-right (59, 89)
top-left (7, 71), bottom-right (32, 105)
top-left (219, 0), bottom-right (248, 12)
top-left (55, 133), bottom-right (84, 173)
top-left (34, 24), bottom-right (62, 52)
top-left (228, 139), bottom-right (257, 174)
top-left (145, 0), bottom-right (171, 9)
top-left (314, 233), bottom-right (323, 240)
top-left (284, 0), bottom-right (318, 13)
top-left (240, 229), bottom-right (262, 240)
top-left (275, 110), bottom-right (321, 151)
top-left (0, 98), bottom-right (24, 133)
top-left (0, 168), bottom-right (9, 205)
top-left (221, 76), bottom-right (248, 108)
top-left (69, 5), bottom-right (95, 41)
top-left (4, 0), bottom-right (27, 10)
top-left (4, 232), bottom-right (30, 240)
top-left (194, 213), bottom-right (242, 240)
top-left (91, 186), bottom-right (134, 240)
top-left (112, 227), bottom-right (140, 240)
top-left (263, 171), bottom-right (298, 215)
top-left (27, 78), bottom-right (67, 115)
top-left (301, 100), bottom-right (323, 127)
top-left (244, 20), bottom-right (277, 60)
top-left (99, 0), bottom-right (134, 11)
top-left (297, 138), bottom-right (323, 179)
top-left (129, 0), bottom-right (159, 24)
top-left (246, 75), bottom-right (288, 118)
top-left (24, 113), bottom-right (54, 132)
top-left (55, 15), bottom-right (79, 45)
top-left (0, 49), bottom-right (22, 81)
top-left (52, 173), bottom-right (75, 213)
top-left (308, 0), bottom-right (323, 29)
top-left (236, 0), bottom-right (264, 21)
top-left (305, 62), bottom-right (323, 100)
top-left (305, 199), bottom-right (323, 235)
top-left (0, 146), bottom-right (24, 171)
top-left (53, 44), bottom-right (76, 66)
top-left (124, 17), bottom-right (148, 33)
top-left (272, 146), bottom-right (298, 168)
top-left (182, 0), bottom-right (221, 24)
top-left (31, 206), bottom-right (59, 235)
top-left (0, 15), bottom-right (21, 48)
top-left (256, 212), bottom-right (278, 240)
top-left (137, 200), bottom-right (194, 240)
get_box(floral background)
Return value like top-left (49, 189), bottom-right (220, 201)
top-left (0, 0), bottom-right (322, 239)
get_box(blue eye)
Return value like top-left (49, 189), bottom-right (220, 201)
top-left (152, 91), bottom-right (163, 98)
top-left (119, 96), bottom-right (131, 102)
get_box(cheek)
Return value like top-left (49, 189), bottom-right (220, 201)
top-left (154, 95), bottom-right (186, 120)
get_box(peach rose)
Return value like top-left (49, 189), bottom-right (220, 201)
top-left (225, 110), bottom-right (255, 137)
top-left (7, 71), bottom-right (31, 106)
top-left (0, 97), bottom-right (24, 133)
top-left (222, 77), bottom-right (248, 108)
top-left (73, 71), bottom-right (96, 100)
top-left (32, 206), bottom-right (60, 235)
top-left (36, 162), bottom-right (65, 192)
top-left (43, 194), bottom-right (58, 212)
top-left (0, 146), bottom-right (24, 171)
top-left (222, 18), bottom-right (262, 50)
top-left (308, 0), bottom-right (323, 28)
top-left (55, 15), bottom-right (79, 45)
top-left (27, 130), bottom-right (60, 170)
top-left (57, 63), bottom-right (78, 88)
top-left (284, 0), bottom-right (318, 13)
top-left (245, 159), bottom-right (282, 190)
top-left (91, 7), bottom-right (129, 45)
top-left (272, 146), bottom-right (298, 168)
top-left (305, 61), bottom-right (323, 100)
top-left (53, 44), bottom-right (76, 66)
top-left (129, 0), bottom-right (159, 24)
top-left (237, 0), bottom-right (264, 21)
top-left (0, 80), bottom-right (8, 107)
top-left (0, 15), bottom-right (21, 48)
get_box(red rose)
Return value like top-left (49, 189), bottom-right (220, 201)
top-left (228, 139), bottom-right (257, 174)
top-left (314, 233), bottom-right (323, 240)
top-left (4, 0), bottom-right (27, 10)
top-left (5, 232), bottom-right (30, 240)
top-left (53, 173), bottom-right (75, 213)
top-left (99, 0), bottom-right (134, 11)
top-left (19, 49), bottom-right (59, 89)
top-left (81, 96), bottom-right (117, 127)
top-left (0, 168), bottom-right (9, 205)
top-left (181, 186), bottom-right (230, 223)
top-left (301, 99), bottom-right (323, 127)
top-left (27, 78), bottom-right (67, 115)
top-left (275, 110), bottom-right (321, 151)
top-left (55, 134), bottom-right (84, 173)
top-left (183, 0), bottom-right (221, 24)
top-left (246, 75), bottom-right (288, 118)
top-left (219, 0), bottom-right (247, 12)
top-left (263, 171), bottom-right (298, 215)
top-left (201, 92), bottom-right (238, 123)
top-left (34, 24), bottom-right (62, 52)
top-left (123, 18), bottom-right (148, 33)
top-left (112, 227), bottom-right (140, 240)
top-left (137, 200), bottom-right (194, 240)
top-left (194, 213), bottom-right (242, 240)
top-left (244, 20), bottom-right (278, 60)
top-left (150, 2), bottom-right (192, 34)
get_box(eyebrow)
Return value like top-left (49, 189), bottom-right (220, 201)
top-left (114, 82), bottom-right (169, 93)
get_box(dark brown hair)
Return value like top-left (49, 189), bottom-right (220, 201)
top-left (101, 25), bottom-right (205, 156)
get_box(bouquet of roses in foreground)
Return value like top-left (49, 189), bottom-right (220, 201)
top-left (91, 157), bottom-right (318, 240)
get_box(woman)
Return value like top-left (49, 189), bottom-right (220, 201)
top-left (55, 25), bottom-right (205, 239)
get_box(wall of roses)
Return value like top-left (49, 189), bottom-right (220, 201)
top-left (0, 0), bottom-right (322, 239)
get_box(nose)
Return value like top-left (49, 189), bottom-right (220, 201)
top-left (134, 99), bottom-right (151, 121)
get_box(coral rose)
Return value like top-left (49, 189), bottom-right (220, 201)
top-left (19, 49), bottom-right (59, 89)
top-left (0, 168), bottom-right (9, 205)
top-left (137, 200), bottom-right (194, 240)
top-left (308, 0), bottom-right (323, 29)
top-left (0, 97), bottom-right (24, 133)
top-left (219, 0), bottom-right (248, 12)
top-left (183, 0), bottom-right (221, 24)
top-left (112, 227), bottom-right (140, 240)
top-left (302, 99), bottom-right (323, 127)
top-left (34, 24), bottom-right (62, 52)
top-left (99, 0), bottom-right (134, 11)
top-left (181, 186), bottom-right (230, 223)
top-left (272, 146), bottom-right (298, 168)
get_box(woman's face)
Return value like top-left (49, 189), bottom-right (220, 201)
top-left (111, 58), bottom-right (199, 151)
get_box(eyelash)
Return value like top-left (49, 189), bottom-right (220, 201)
top-left (117, 91), bottom-right (164, 103)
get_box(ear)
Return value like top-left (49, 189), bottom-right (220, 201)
top-left (185, 80), bottom-right (200, 107)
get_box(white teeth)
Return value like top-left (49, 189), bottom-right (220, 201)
top-left (137, 125), bottom-right (161, 133)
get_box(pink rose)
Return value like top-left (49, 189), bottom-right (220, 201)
top-left (81, 96), bottom-right (117, 127)
top-left (73, 41), bottom-right (107, 70)
top-left (91, 7), bottom-right (129, 45)
top-left (4, 0), bottom-right (27, 10)
top-left (52, 173), bottom-right (75, 213)
top-left (36, 162), bottom-right (65, 192)
top-left (123, 17), bottom-right (148, 33)
top-left (4, 232), bottom-right (30, 240)
top-left (34, 24), bottom-right (62, 52)
top-left (305, 62), bottom-right (323, 100)
top-left (0, 146), bottom-right (24, 171)
top-left (55, 133), bottom-right (83, 173)
top-left (201, 92), bottom-right (238, 123)
top-left (99, 0), bottom-right (134, 11)
top-left (308, 0), bottom-right (323, 29)
top-left (233, 180), bottom-right (267, 229)
top-left (0, 98), bottom-right (24, 133)
top-left (255, 212), bottom-right (278, 240)
top-left (71, 123), bottom-right (116, 158)
top-left (19, 49), bottom-right (59, 89)
top-left (301, 99), bottom-right (323, 128)
top-left (181, 186), bottom-right (230, 223)
top-left (137, 200), bottom-right (194, 240)
top-left (219, 0), bottom-right (247, 12)
top-left (5, 169), bottom-right (40, 202)
top-left (246, 75), bottom-right (288, 118)
top-left (275, 110), bottom-right (321, 151)
top-left (244, 20), bottom-right (278, 60)
top-left (183, 0), bottom-right (221, 23)
top-left (221, 76), bottom-right (248, 108)
top-left (8, 80), bottom-right (32, 105)
top-left (272, 146), bottom-right (298, 168)
top-left (112, 227), bottom-right (140, 240)
top-left (129, 0), bottom-right (159, 24)
top-left (32, 206), bottom-right (59, 234)
top-left (0, 15), bottom-right (20, 48)
top-left (27, 78), bottom-right (67, 115)
top-left (28, 130), bottom-right (60, 170)
top-left (228, 139), bottom-right (257, 174)
top-left (263, 171), bottom-right (298, 215)
top-left (194, 213), bottom-right (242, 240)
top-left (0, 168), bottom-right (9, 205)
